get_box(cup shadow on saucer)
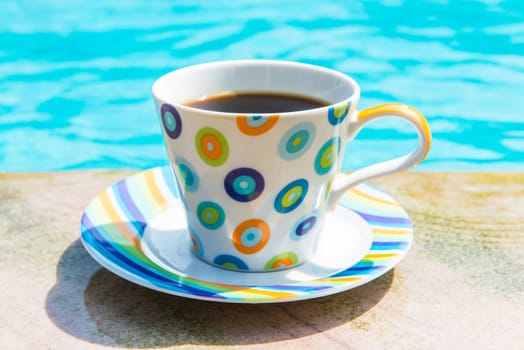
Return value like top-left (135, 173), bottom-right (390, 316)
top-left (46, 237), bottom-right (394, 348)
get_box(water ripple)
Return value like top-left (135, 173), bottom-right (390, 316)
top-left (1, 0), bottom-right (523, 171)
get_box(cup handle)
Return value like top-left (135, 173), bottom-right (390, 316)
top-left (328, 103), bottom-right (432, 208)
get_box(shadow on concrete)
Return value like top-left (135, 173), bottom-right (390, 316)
top-left (46, 239), bottom-right (394, 347)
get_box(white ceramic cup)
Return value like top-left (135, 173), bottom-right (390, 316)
top-left (152, 60), bottom-right (431, 272)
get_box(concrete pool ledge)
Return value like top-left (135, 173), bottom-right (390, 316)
top-left (1, 170), bottom-right (523, 349)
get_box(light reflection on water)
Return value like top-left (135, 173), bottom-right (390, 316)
top-left (0, 0), bottom-right (523, 171)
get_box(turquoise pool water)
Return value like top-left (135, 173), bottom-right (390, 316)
top-left (1, 0), bottom-right (523, 171)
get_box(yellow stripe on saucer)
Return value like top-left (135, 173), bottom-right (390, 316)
top-left (373, 228), bottom-right (412, 235)
top-left (350, 187), bottom-right (398, 207)
top-left (315, 277), bottom-right (362, 283)
top-left (144, 169), bottom-right (168, 208)
top-left (98, 190), bottom-right (141, 250)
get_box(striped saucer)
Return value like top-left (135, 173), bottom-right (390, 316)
top-left (81, 166), bottom-right (413, 303)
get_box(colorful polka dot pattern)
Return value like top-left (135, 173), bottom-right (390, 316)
top-left (291, 213), bottom-right (318, 240)
top-left (174, 157), bottom-right (199, 192)
top-left (315, 137), bottom-right (341, 175)
top-left (161, 103), bottom-right (182, 139)
top-left (189, 229), bottom-right (204, 257)
top-left (214, 254), bottom-right (249, 271)
top-left (265, 252), bottom-right (299, 270)
top-left (236, 114), bottom-right (279, 135)
top-left (197, 201), bottom-right (225, 230)
top-left (224, 167), bottom-right (265, 202)
top-left (328, 102), bottom-right (350, 125)
top-left (274, 178), bottom-right (309, 214)
top-left (81, 166), bottom-right (414, 303)
top-left (195, 127), bottom-right (229, 167)
top-left (156, 104), bottom-right (353, 271)
top-left (278, 122), bottom-right (316, 160)
top-left (233, 219), bottom-right (270, 254)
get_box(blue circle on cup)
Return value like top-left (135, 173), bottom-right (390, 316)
top-left (278, 122), bottom-right (316, 161)
top-left (224, 167), bottom-right (265, 202)
top-left (161, 103), bottom-right (182, 139)
top-left (274, 178), bottom-right (309, 214)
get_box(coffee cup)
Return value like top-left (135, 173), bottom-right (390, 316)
top-left (152, 60), bottom-right (431, 272)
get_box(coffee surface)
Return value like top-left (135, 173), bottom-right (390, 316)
top-left (185, 92), bottom-right (329, 113)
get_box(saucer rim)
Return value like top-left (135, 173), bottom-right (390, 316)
top-left (139, 203), bottom-right (374, 287)
top-left (80, 166), bottom-right (413, 303)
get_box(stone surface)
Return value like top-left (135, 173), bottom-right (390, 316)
top-left (1, 170), bottom-right (523, 349)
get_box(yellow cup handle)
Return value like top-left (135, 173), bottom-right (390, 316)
top-left (328, 103), bottom-right (432, 208)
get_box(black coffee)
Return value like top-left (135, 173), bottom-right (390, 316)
top-left (184, 92), bottom-right (329, 113)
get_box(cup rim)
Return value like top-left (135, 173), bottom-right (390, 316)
top-left (152, 59), bottom-right (361, 118)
